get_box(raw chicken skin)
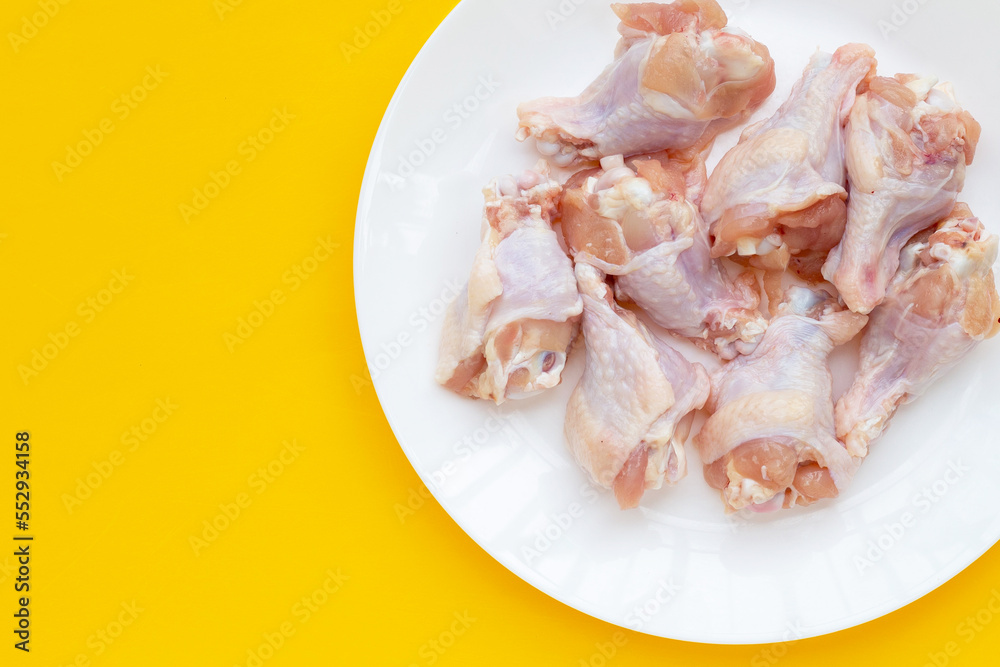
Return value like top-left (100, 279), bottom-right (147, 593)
top-left (702, 44), bottom-right (877, 272)
top-left (823, 75), bottom-right (981, 314)
top-left (565, 263), bottom-right (711, 509)
top-left (695, 288), bottom-right (868, 511)
top-left (516, 0), bottom-right (775, 167)
top-left (835, 205), bottom-right (1000, 458)
top-left (436, 167), bottom-right (583, 404)
top-left (560, 152), bottom-right (766, 359)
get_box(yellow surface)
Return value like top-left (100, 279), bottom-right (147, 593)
top-left (2, 0), bottom-right (999, 664)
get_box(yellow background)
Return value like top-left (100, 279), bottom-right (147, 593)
top-left (1, 0), bottom-right (999, 664)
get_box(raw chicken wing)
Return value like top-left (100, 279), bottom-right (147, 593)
top-left (823, 75), bottom-right (981, 313)
top-left (836, 205), bottom-right (1000, 457)
top-left (517, 1), bottom-right (775, 166)
top-left (695, 288), bottom-right (868, 511)
top-left (437, 167), bottom-right (583, 403)
top-left (565, 263), bottom-right (711, 509)
top-left (702, 44), bottom-right (877, 273)
top-left (560, 152), bottom-right (766, 358)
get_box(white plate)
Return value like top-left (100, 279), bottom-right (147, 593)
top-left (354, 0), bottom-right (1000, 643)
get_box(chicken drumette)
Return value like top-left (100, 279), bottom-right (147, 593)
top-left (565, 262), bottom-right (711, 509)
top-left (696, 288), bottom-right (868, 512)
top-left (836, 205), bottom-right (1000, 457)
top-left (823, 75), bottom-right (981, 314)
top-left (437, 167), bottom-right (583, 404)
top-left (702, 44), bottom-right (877, 276)
top-left (560, 151), bottom-right (766, 358)
top-left (517, 1), bottom-right (775, 167)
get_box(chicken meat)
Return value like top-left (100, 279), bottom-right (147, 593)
top-left (701, 44), bottom-right (877, 275)
top-left (516, 0), bottom-right (775, 167)
top-left (436, 167), bottom-right (583, 404)
top-left (565, 262), bottom-right (711, 509)
top-left (823, 75), bottom-right (981, 314)
top-left (695, 288), bottom-right (868, 511)
top-left (560, 152), bottom-right (766, 358)
top-left (836, 205), bottom-right (1000, 458)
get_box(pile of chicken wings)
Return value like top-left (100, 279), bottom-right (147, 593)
top-left (435, 0), bottom-right (999, 513)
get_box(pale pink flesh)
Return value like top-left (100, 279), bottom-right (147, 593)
top-left (835, 205), bottom-right (1000, 456)
top-left (702, 43), bottom-right (878, 263)
top-left (790, 462), bottom-right (838, 504)
top-left (729, 439), bottom-right (798, 491)
top-left (694, 288), bottom-right (866, 511)
top-left (559, 153), bottom-right (766, 359)
top-left (711, 195), bottom-right (848, 259)
top-left (516, 3), bottom-right (775, 165)
top-left (612, 0), bottom-right (727, 34)
top-left (435, 170), bottom-right (582, 403)
top-left (613, 444), bottom-right (650, 510)
top-left (703, 458), bottom-right (728, 491)
top-left (706, 455), bottom-right (838, 507)
top-left (823, 75), bottom-right (982, 314)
